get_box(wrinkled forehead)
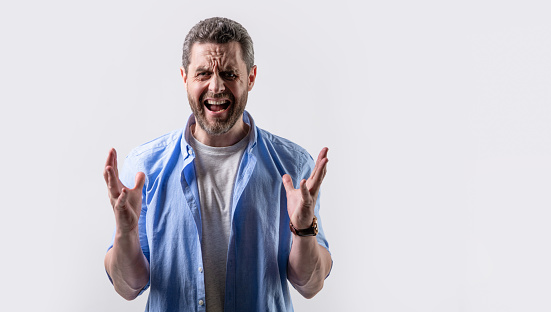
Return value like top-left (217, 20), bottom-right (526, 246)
top-left (188, 42), bottom-right (245, 71)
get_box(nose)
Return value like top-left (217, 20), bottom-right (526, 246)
top-left (208, 73), bottom-right (225, 94)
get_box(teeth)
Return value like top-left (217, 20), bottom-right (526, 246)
top-left (206, 99), bottom-right (229, 105)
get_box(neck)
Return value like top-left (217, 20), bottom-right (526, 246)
top-left (192, 118), bottom-right (250, 147)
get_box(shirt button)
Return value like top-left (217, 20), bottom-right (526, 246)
top-left (199, 300), bottom-right (204, 306)
top-left (198, 267), bottom-right (203, 273)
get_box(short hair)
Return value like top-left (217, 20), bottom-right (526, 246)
top-left (182, 17), bottom-right (254, 73)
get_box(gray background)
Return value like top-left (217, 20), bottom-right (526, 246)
top-left (1, 0), bottom-right (550, 311)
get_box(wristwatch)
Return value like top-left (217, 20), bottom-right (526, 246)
top-left (289, 216), bottom-right (318, 237)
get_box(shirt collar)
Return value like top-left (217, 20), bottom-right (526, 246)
top-left (182, 110), bottom-right (258, 158)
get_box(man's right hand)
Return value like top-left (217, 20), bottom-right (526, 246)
top-left (103, 148), bottom-right (146, 234)
top-left (103, 148), bottom-right (150, 300)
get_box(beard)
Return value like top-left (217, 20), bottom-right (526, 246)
top-left (188, 89), bottom-right (248, 136)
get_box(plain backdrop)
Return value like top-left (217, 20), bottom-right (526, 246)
top-left (1, 0), bottom-right (550, 311)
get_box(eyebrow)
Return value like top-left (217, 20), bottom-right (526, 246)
top-left (194, 65), bottom-right (239, 73)
top-left (195, 66), bottom-right (212, 73)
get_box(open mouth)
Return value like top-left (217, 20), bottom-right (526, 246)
top-left (204, 99), bottom-right (231, 112)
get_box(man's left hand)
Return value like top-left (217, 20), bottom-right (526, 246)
top-left (282, 147), bottom-right (329, 230)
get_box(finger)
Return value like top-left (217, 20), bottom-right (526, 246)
top-left (104, 148), bottom-right (115, 174)
top-left (104, 148), bottom-right (120, 181)
top-left (133, 172), bottom-right (146, 191)
top-left (113, 148), bottom-right (119, 177)
top-left (321, 158), bottom-right (328, 180)
top-left (308, 157), bottom-right (328, 195)
top-left (114, 188), bottom-right (128, 211)
top-left (309, 149), bottom-right (328, 183)
top-left (317, 147), bottom-right (329, 162)
top-left (309, 147), bottom-right (329, 180)
top-left (103, 166), bottom-right (109, 184)
top-left (105, 148), bottom-right (114, 166)
top-left (319, 151), bottom-right (329, 181)
top-left (106, 166), bottom-right (121, 198)
top-left (299, 179), bottom-right (310, 199)
top-left (282, 174), bottom-right (295, 193)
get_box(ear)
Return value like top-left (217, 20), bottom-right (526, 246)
top-left (247, 65), bottom-right (257, 91)
top-left (180, 66), bottom-right (188, 90)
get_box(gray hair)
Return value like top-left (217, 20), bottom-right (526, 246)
top-left (182, 17), bottom-right (254, 73)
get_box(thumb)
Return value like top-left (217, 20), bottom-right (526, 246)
top-left (133, 172), bottom-right (146, 191)
top-left (282, 174), bottom-right (295, 193)
top-left (299, 179), bottom-right (310, 200)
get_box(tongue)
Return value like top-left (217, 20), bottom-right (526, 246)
top-left (209, 104), bottom-right (224, 112)
top-left (206, 101), bottom-right (230, 112)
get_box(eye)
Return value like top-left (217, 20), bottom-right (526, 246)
top-left (221, 72), bottom-right (237, 80)
top-left (196, 72), bottom-right (211, 80)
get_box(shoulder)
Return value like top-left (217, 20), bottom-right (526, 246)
top-left (255, 127), bottom-right (314, 172)
top-left (257, 127), bottom-right (310, 157)
top-left (124, 128), bottom-right (185, 172)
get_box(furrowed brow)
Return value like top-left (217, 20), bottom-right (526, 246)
top-left (222, 66), bottom-right (238, 72)
top-left (195, 66), bottom-right (212, 73)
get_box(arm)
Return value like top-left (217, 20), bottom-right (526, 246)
top-left (283, 147), bottom-right (332, 298)
top-left (287, 234), bottom-right (332, 298)
top-left (103, 148), bottom-right (150, 300)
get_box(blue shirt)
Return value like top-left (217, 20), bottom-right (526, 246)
top-left (108, 111), bottom-right (330, 312)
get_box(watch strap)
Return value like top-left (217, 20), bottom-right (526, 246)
top-left (289, 216), bottom-right (318, 237)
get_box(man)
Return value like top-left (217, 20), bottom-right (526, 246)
top-left (103, 17), bottom-right (332, 312)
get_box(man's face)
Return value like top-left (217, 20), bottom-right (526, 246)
top-left (182, 42), bottom-right (256, 136)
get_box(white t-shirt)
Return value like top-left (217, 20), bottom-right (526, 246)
top-left (189, 131), bottom-right (249, 312)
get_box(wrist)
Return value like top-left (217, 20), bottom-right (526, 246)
top-left (112, 230), bottom-right (143, 261)
top-left (290, 216), bottom-right (318, 237)
top-left (114, 228), bottom-right (140, 245)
